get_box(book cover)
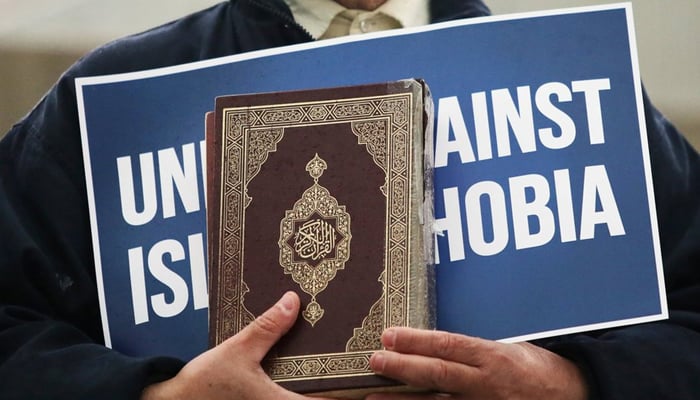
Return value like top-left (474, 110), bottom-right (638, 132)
top-left (206, 80), bottom-right (434, 395)
top-left (76, 4), bottom-right (666, 361)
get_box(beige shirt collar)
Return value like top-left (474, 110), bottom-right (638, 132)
top-left (284, 0), bottom-right (430, 39)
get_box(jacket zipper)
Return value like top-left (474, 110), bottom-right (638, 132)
top-left (246, 0), bottom-right (315, 41)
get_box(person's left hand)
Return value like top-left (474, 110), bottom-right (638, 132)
top-left (366, 327), bottom-right (587, 400)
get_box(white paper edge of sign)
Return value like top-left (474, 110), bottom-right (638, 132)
top-left (624, 4), bottom-right (668, 321)
top-left (76, 85), bottom-right (113, 348)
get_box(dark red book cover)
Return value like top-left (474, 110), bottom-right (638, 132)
top-left (207, 80), bottom-right (434, 397)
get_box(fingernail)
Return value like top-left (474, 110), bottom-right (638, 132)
top-left (383, 328), bottom-right (396, 349)
top-left (371, 352), bottom-right (386, 373)
top-left (277, 292), bottom-right (295, 314)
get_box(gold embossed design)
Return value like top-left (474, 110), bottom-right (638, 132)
top-left (352, 120), bottom-right (389, 196)
top-left (214, 88), bottom-right (418, 382)
top-left (332, 101), bottom-right (375, 118)
top-left (266, 352), bottom-right (374, 382)
top-left (279, 154), bottom-right (352, 326)
top-left (349, 97), bottom-right (414, 353)
top-left (294, 218), bottom-right (336, 260)
top-left (261, 107), bottom-right (305, 124)
top-left (346, 272), bottom-right (385, 352)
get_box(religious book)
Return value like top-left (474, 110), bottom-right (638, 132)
top-left (206, 79), bottom-right (435, 396)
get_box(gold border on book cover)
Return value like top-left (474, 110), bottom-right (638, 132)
top-left (214, 92), bottom-right (419, 382)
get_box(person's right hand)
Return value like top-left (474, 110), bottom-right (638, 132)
top-left (141, 291), bottom-right (334, 400)
top-left (366, 327), bottom-right (587, 400)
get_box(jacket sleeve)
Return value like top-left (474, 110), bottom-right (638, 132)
top-left (543, 91), bottom-right (700, 400)
top-left (0, 56), bottom-right (186, 400)
top-left (0, 8), bottom-right (224, 397)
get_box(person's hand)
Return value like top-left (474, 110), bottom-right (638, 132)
top-left (367, 327), bottom-right (587, 400)
top-left (141, 291), bottom-right (333, 400)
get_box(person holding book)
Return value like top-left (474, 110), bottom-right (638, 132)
top-left (1, 0), bottom-right (699, 399)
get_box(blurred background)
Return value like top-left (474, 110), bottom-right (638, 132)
top-left (1, 0), bottom-right (698, 148)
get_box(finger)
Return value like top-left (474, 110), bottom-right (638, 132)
top-left (229, 291), bottom-right (300, 362)
top-left (268, 384), bottom-right (339, 400)
top-left (262, 382), bottom-right (339, 400)
top-left (365, 392), bottom-right (449, 400)
top-left (381, 327), bottom-right (497, 366)
top-left (370, 350), bottom-right (478, 394)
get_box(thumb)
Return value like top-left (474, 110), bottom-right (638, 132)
top-left (234, 291), bottom-right (300, 362)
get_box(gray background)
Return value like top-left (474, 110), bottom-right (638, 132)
top-left (1, 0), bottom-right (697, 149)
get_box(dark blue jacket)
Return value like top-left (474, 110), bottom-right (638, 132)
top-left (1, 1), bottom-right (698, 399)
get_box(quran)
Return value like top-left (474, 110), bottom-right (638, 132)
top-left (206, 79), bottom-right (435, 395)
